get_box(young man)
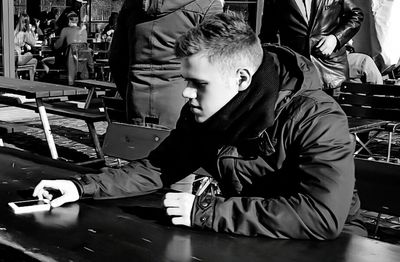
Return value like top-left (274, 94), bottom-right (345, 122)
top-left (34, 12), bottom-right (365, 239)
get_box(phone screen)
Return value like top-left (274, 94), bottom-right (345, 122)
top-left (14, 200), bottom-right (49, 207)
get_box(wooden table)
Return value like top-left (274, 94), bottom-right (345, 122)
top-left (74, 79), bottom-right (117, 107)
top-left (1, 147), bottom-right (400, 262)
top-left (0, 76), bottom-right (93, 160)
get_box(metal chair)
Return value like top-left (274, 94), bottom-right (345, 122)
top-left (337, 82), bottom-right (400, 162)
top-left (66, 43), bottom-right (93, 85)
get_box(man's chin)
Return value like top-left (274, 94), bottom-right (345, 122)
top-left (193, 114), bottom-right (208, 123)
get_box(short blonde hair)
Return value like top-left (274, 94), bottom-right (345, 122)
top-left (175, 11), bottom-right (263, 74)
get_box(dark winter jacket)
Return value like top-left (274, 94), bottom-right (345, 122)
top-left (260, 0), bottom-right (364, 89)
top-left (109, 0), bottom-right (223, 128)
top-left (73, 45), bottom-right (364, 239)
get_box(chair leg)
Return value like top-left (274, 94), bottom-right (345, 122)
top-left (354, 133), bottom-right (374, 156)
top-left (387, 132), bottom-right (393, 162)
top-left (372, 211), bottom-right (383, 239)
top-left (86, 121), bottom-right (104, 160)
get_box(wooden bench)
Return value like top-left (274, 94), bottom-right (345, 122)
top-left (0, 95), bottom-right (106, 166)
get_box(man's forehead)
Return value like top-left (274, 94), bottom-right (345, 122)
top-left (182, 54), bottom-right (211, 74)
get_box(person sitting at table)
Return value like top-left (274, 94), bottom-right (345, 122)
top-left (53, 12), bottom-right (87, 53)
top-left (101, 12), bottom-right (118, 42)
top-left (14, 13), bottom-right (38, 71)
top-left (51, 11), bottom-right (92, 84)
top-left (34, 12), bottom-right (366, 239)
top-left (55, 0), bottom-right (84, 36)
top-left (345, 43), bottom-right (383, 85)
top-left (31, 17), bottom-right (44, 41)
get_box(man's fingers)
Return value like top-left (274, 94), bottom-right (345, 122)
top-left (33, 180), bottom-right (59, 197)
top-left (163, 198), bottom-right (179, 208)
top-left (50, 195), bottom-right (71, 208)
top-left (171, 216), bottom-right (186, 225)
top-left (166, 207), bottom-right (183, 216)
top-left (165, 192), bottom-right (182, 200)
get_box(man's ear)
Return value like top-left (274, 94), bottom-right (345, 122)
top-left (237, 68), bottom-right (252, 91)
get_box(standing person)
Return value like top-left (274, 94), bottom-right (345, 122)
top-left (14, 13), bottom-right (37, 70)
top-left (53, 12), bottom-right (91, 85)
top-left (33, 12), bottom-right (366, 239)
top-left (109, 0), bottom-right (223, 129)
top-left (260, 0), bottom-right (364, 95)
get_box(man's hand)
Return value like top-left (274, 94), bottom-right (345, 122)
top-left (163, 192), bottom-right (195, 227)
top-left (33, 180), bottom-right (80, 208)
top-left (315, 35), bottom-right (338, 57)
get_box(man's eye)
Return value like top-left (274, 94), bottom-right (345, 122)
top-left (187, 80), bottom-right (206, 89)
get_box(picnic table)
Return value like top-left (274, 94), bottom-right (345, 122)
top-left (1, 146), bottom-right (400, 262)
top-left (0, 76), bottom-right (105, 163)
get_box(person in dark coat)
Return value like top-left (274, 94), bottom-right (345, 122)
top-left (55, 0), bottom-right (83, 36)
top-left (260, 0), bottom-right (364, 93)
top-left (33, 12), bottom-right (366, 239)
top-left (109, 0), bottom-right (223, 129)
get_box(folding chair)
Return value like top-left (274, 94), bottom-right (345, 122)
top-left (66, 43), bottom-right (92, 85)
top-left (337, 82), bottom-right (400, 162)
top-left (355, 158), bottom-right (400, 240)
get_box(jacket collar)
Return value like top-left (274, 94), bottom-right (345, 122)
top-left (199, 49), bottom-right (280, 146)
top-left (180, 44), bottom-right (322, 154)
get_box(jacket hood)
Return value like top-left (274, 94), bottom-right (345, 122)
top-left (263, 44), bottom-right (323, 94)
top-left (143, 0), bottom-right (196, 16)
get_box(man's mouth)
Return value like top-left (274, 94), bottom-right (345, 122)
top-left (190, 104), bottom-right (201, 113)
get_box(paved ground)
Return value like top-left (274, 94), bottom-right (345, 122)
top-left (1, 112), bottom-right (122, 167)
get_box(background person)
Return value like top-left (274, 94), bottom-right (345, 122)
top-left (54, 12), bottom-right (87, 51)
top-left (34, 12), bottom-right (365, 239)
top-left (55, 0), bottom-right (84, 35)
top-left (101, 12), bottom-right (118, 42)
top-left (14, 13), bottom-right (37, 70)
top-left (260, 0), bottom-right (364, 95)
top-left (109, 0), bottom-right (223, 129)
top-left (53, 11), bottom-right (91, 85)
top-left (345, 41), bottom-right (383, 84)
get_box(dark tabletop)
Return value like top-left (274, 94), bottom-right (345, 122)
top-left (0, 76), bottom-right (88, 99)
top-left (0, 147), bottom-right (399, 262)
top-left (74, 79), bottom-right (116, 90)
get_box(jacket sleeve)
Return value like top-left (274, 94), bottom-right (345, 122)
top-left (71, 108), bottom-right (204, 199)
top-left (333, 0), bottom-right (364, 48)
top-left (24, 31), bottom-right (37, 47)
top-left (191, 98), bottom-right (355, 239)
top-left (54, 29), bottom-right (66, 50)
top-left (259, 0), bottom-right (280, 44)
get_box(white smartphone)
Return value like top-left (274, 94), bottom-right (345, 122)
top-left (8, 199), bottom-right (51, 214)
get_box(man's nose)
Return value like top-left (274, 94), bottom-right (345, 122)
top-left (182, 86), bottom-right (196, 99)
